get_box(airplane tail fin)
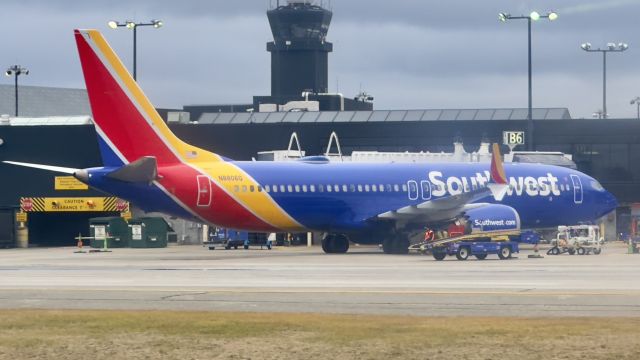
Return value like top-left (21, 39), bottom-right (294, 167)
top-left (74, 29), bottom-right (220, 167)
top-left (488, 143), bottom-right (508, 201)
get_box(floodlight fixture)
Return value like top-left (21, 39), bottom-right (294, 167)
top-left (581, 42), bottom-right (630, 118)
top-left (497, 10), bottom-right (558, 150)
top-left (5, 65), bottom-right (29, 116)
top-left (106, 19), bottom-right (164, 80)
top-left (530, 11), bottom-right (540, 21)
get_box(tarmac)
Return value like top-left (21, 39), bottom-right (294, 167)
top-left (0, 243), bottom-right (638, 317)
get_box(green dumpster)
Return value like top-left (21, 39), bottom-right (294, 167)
top-left (89, 217), bottom-right (130, 248)
top-left (128, 217), bottom-right (171, 248)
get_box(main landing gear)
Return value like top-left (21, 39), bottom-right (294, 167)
top-left (322, 234), bottom-right (350, 254)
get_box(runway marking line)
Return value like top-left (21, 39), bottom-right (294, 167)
top-left (1, 288), bottom-right (639, 297)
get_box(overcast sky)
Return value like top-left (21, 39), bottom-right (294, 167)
top-left (1, 0), bottom-right (640, 118)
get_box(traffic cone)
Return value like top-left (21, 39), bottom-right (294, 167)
top-left (74, 233), bottom-right (86, 253)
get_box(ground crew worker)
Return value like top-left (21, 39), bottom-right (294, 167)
top-left (424, 228), bottom-right (435, 242)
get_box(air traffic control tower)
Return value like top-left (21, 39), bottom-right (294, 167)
top-left (253, 0), bottom-right (372, 111)
top-left (267, 0), bottom-right (333, 98)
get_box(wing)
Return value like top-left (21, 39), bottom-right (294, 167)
top-left (377, 186), bottom-right (494, 223)
top-left (376, 143), bottom-right (509, 224)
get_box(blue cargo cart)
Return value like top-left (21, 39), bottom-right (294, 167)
top-left (410, 230), bottom-right (540, 261)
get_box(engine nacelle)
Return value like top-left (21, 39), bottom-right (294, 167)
top-left (464, 204), bottom-right (521, 233)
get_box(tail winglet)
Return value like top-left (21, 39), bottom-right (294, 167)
top-left (488, 143), bottom-right (508, 201)
top-left (490, 143), bottom-right (507, 184)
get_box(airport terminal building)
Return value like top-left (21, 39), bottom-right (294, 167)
top-left (0, 0), bottom-right (638, 246)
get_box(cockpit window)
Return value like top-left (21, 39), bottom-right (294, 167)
top-left (591, 180), bottom-right (605, 192)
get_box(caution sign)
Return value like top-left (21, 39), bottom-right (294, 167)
top-left (20, 197), bottom-right (129, 212)
top-left (55, 176), bottom-right (89, 190)
top-left (15, 212), bottom-right (27, 222)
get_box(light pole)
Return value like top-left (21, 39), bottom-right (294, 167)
top-left (499, 11), bottom-right (558, 151)
top-left (631, 97), bottom-right (640, 119)
top-left (5, 65), bottom-right (29, 117)
top-left (107, 19), bottom-right (163, 81)
top-left (581, 42), bottom-right (628, 119)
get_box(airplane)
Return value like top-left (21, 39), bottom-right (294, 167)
top-left (4, 29), bottom-right (618, 254)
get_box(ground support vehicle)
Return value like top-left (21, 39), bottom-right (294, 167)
top-left (547, 225), bottom-right (603, 256)
top-left (409, 230), bottom-right (539, 261)
top-left (204, 228), bottom-right (272, 250)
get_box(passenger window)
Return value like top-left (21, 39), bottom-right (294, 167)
top-left (319, 184), bottom-right (324, 192)
top-left (265, 185), bottom-right (270, 193)
top-left (327, 185), bottom-right (332, 192)
top-left (310, 185), bottom-right (316, 192)
top-left (302, 185), bottom-right (308, 192)
top-left (358, 185), bottom-right (363, 192)
top-left (371, 185), bottom-right (377, 192)
top-left (394, 184), bottom-right (400, 192)
top-left (250, 185), bottom-right (255, 192)
top-left (287, 185), bottom-right (293, 193)
top-left (379, 185), bottom-right (384, 192)
top-left (334, 185), bottom-right (340, 192)
top-left (234, 185), bottom-right (240, 192)
top-left (402, 184), bottom-right (408, 192)
top-left (280, 185), bottom-right (285, 193)
top-left (343, 185), bottom-right (348, 192)
top-left (295, 185), bottom-right (300, 192)
top-left (242, 185), bottom-right (247, 192)
top-left (272, 185), bottom-right (278, 193)
top-left (365, 185), bottom-right (370, 192)
top-left (386, 184), bottom-right (392, 192)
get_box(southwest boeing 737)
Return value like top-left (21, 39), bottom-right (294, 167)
top-left (4, 30), bottom-right (618, 254)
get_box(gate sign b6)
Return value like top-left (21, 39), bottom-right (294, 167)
top-left (503, 131), bottom-right (525, 146)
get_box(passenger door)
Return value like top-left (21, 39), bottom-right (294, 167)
top-left (570, 174), bottom-right (583, 204)
top-left (196, 175), bottom-right (212, 207)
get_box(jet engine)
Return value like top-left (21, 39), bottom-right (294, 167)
top-left (463, 204), bottom-right (521, 233)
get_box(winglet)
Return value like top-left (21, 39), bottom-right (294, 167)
top-left (488, 143), bottom-right (508, 201)
top-left (490, 143), bottom-right (507, 184)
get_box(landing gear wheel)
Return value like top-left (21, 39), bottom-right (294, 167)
top-left (568, 248), bottom-right (576, 255)
top-left (547, 247), bottom-right (560, 255)
top-left (577, 247), bottom-right (586, 255)
top-left (498, 246), bottom-right (512, 260)
top-left (456, 247), bottom-right (470, 261)
top-left (475, 254), bottom-right (487, 260)
top-left (322, 234), bottom-right (349, 254)
top-left (593, 248), bottom-right (602, 255)
top-left (433, 251), bottom-right (447, 261)
top-left (234, 245), bottom-right (239, 250)
top-left (322, 235), bottom-right (335, 253)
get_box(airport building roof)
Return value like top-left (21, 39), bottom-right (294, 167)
top-left (0, 85), bottom-right (91, 117)
top-left (194, 108), bottom-right (572, 124)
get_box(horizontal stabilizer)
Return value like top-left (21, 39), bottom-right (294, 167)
top-left (106, 156), bottom-right (158, 183)
top-left (3, 161), bottom-right (80, 174)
